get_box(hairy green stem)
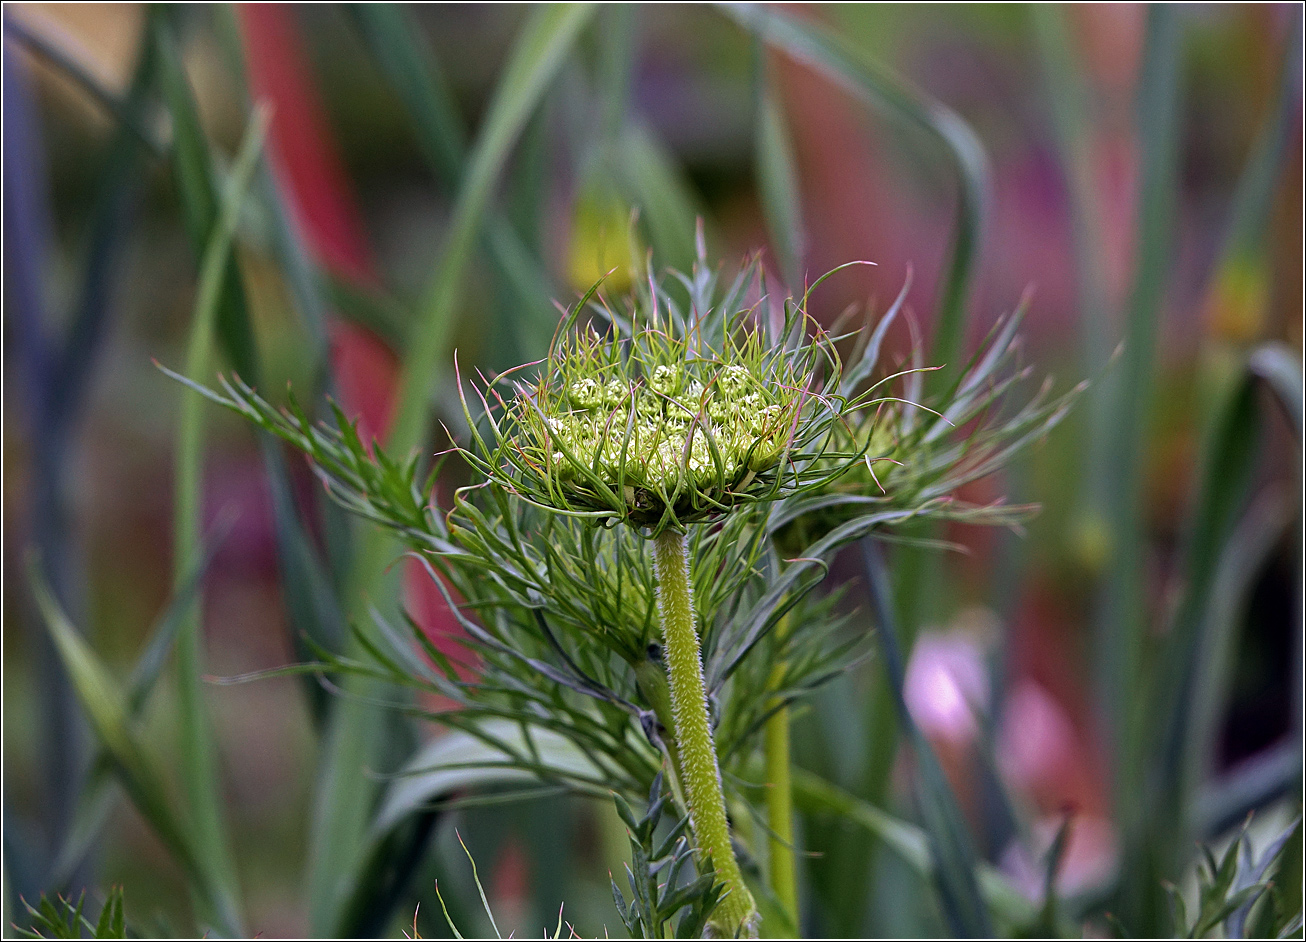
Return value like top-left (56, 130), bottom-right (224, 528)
top-left (652, 529), bottom-right (759, 937)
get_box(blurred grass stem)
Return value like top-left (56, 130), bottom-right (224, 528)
top-left (761, 606), bottom-right (798, 929)
top-left (763, 698), bottom-right (798, 929)
top-left (1098, 8), bottom-right (1182, 932)
top-left (171, 105), bottom-right (270, 935)
top-left (308, 7), bottom-right (595, 931)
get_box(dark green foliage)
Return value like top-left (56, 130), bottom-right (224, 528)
top-left (611, 773), bottom-right (725, 939)
top-left (860, 539), bottom-right (990, 938)
top-left (160, 251), bottom-right (895, 807)
top-left (172, 361), bottom-right (848, 800)
top-left (26, 560), bottom-right (230, 932)
top-left (46, 519), bottom-right (234, 889)
top-left (15, 887), bottom-right (126, 940)
top-left (1156, 817), bottom-right (1303, 940)
top-left (774, 286), bottom-right (1085, 558)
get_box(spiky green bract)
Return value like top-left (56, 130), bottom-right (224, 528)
top-left (1154, 816), bottom-right (1302, 940)
top-left (612, 772), bottom-right (726, 939)
top-left (167, 243), bottom-right (891, 939)
top-left (175, 368), bottom-right (856, 938)
top-left (771, 281), bottom-right (1088, 554)
top-left (167, 360), bottom-right (850, 767)
top-left (182, 242), bottom-right (1097, 939)
top-left (16, 887), bottom-right (127, 939)
top-left (456, 244), bottom-right (873, 537)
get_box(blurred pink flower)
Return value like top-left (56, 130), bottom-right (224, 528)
top-left (903, 630), bottom-right (990, 746)
top-left (996, 679), bottom-right (1078, 794)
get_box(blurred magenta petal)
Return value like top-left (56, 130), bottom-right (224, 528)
top-left (996, 679), bottom-right (1077, 794)
top-left (325, 319), bottom-right (399, 446)
top-left (903, 629), bottom-right (990, 746)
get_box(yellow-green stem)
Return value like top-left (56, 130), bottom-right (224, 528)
top-left (652, 530), bottom-right (759, 937)
top-left (763, 606), bottom-right (799, 933)
top-left (763, 698), bottom-right (798, 929)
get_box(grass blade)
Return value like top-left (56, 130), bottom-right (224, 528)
top-left (790, 768), bottom-right (1037, 930)
top-left (753, 43), bottom-right (805, 290)
top-left (860, 538), bottom-right (991, 937)
top-left (615, 124), bottom-right (704, 277)
top-left (1250, 342), bottom-right (1304, 438)
top-left (337, 722), bottom-right (605, 936)
top-left (1202, 8), bottom-right (1302, 350)
top-left (1097, 1), bottom-right (1182, 752)
top-left (388, 2), bottom-right (596, 455)
top-left (4, 33), bottom-right (85, 880)
top-left (168, 104), bottom-right (271, 937)
top-left (1179, 487), bottom-right (1296, 809)
top-left (49, 517), bottom-right (235, 887)
top-left (348, 3), bottom-right (560, 364)
top-left (1157, 343), bottom-right (1301, 827)
top-left (372, 722), bottom-right (604, 837)
top-left (349, 3), bottom-right (466, 182)
top-left (1032, 5), bottom-right (1117, 574)
top-left (151, 9), bottom-right (260, 381)
top-left (163, 11), bottom-right (404, 930)
top-left (26, 558), bottom-right (232, 933)
top-left (2, 12), bottom-right (163, 157)
top-left (1195, 738), bottom-right (1304, 840)
top-left (1091, 11), bottom-right (1183, 932)
top-left (1161, 31), bottom-right (1306, 803)
top-left (48, 28), bottom-right (155, 431)
top-left (309, 8), bottom-right (596, 932)
top-left (213, 3), bottom-right (361, 696)
top-left (5, 16), bottom-right (156, 882)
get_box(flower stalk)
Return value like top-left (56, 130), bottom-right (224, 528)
top-left (764, 685), bottom-right (798, 928)
top-left (176, 227), bottom-right (1085, 939)
top-left (653, 528), bottom-right (758, 937)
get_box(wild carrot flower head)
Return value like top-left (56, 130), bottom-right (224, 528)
top-left (457, 242), bottom-right (874, 535)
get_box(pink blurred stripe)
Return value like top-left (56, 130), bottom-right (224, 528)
top-left (237, 4), bottom-right (460, 653)
top-left (239, 4), bottom-right (374, 283)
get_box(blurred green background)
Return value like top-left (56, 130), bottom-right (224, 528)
top-left (3, 3), bottom-right (1301, 937)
